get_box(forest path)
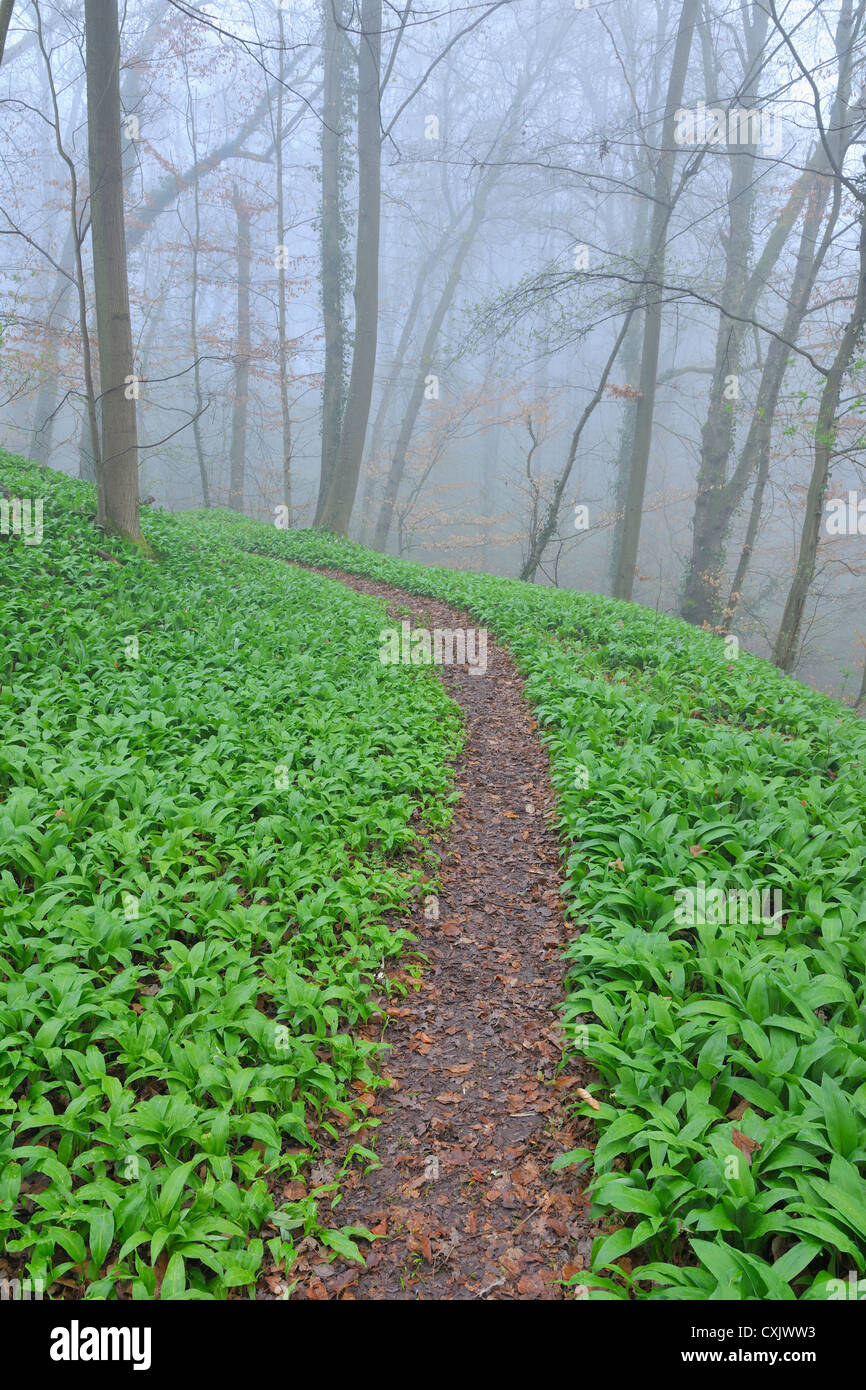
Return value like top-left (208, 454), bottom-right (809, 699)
top-left (272, 566), bottom-right (597, 1300)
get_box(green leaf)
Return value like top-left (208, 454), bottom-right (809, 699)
top-left (89, 1209), bottom-right (114, 1272)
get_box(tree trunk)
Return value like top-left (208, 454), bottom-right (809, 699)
top-left (190, 150), bottom-right (209, 507)
top-left (319, 0), bottom-right (382, 535)
top-left (314, 0), bottom-right (349, 525)
top-left (369, 32), bottom-right (552, 550)
top-left (276, 9), bottom-right (293, 524)
top-left (358, 215), bottom-right (462, 543)
top-left (85, 0), bottom-right (141, 540)
top-left (371, 195), bottom-right (490, 550)
top-left (228, 188), bottom-right (252, 512)
top-left (723, 176), bottom-right (839, 625)
top-left (606, 0), bottom-right (665, 591)
top-left (679, 5), bottom-right (769, 627)
top-left (772, 205), bottom-right (866, 671)
top-left (612, 0), bottom-right (700, 601)
top-left (521, 309), bottom-right (635, 582)
top-left (30, 12), bottom-right (155, 473)
top-left (681, 0), bottom-right (855, 626)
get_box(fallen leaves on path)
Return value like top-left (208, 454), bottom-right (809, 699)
top-left (260, 570), bottom-right (599, 1301)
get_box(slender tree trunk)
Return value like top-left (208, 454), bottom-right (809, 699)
top-left (228, 188), bottom-right (252, 512)
top-left (315, 0), bottom-right (349, 524)
top-left (607, 302), bottom-right (645, 589)
top-left (613, 0), bottom-right (700, 600)
top-left (182, 60), bottom-right (210, 508)
top-left (319, 0), bottom-right (381, 534)
top-left (85, 0), bottom-right (141, 540)
top-left (772, 207), bottom-right (866, 671)
top-left (370, 32), bottom-right (553, 549)
top-left (679, 6), bottom-right (769, 627)
top-left (276, 10), bottom-right (293, 523)
top-left (723, 177), bottom-right (838, 624)
top-left (681, 0), bottom-right (855, 626)
top-left (29, 89), bottom-right (84, 466)
top-left (372, 194), bottom-right (491, 550)
top-left (521, 309), bottom-right (635, 581)
top-left (190, 157), bottom-right (209, 506)
top-left (31, 11), bottom-right (153, 472)
top-left (357, 216), bottom-right (461, 542)
top-left (606, 0), bottom-right (665, 590)
top-left (34, 14), bottom-right (102, 484)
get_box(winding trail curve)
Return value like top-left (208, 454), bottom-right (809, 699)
top-left (277, 567), bottom-right (600, 1300)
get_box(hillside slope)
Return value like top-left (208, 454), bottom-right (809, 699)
top-left (0, 455), bottom-right (460, 1298)
top-left (3, 455), bottom-right (866, 1300)
top-left (220, 509), bottom-right (866, 1301)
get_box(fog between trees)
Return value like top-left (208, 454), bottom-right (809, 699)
top-left (2, 0), bottom-right (866, 699)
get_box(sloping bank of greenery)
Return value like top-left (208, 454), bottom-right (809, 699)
top-left (209, 509), bottom-right (866, 1301)
top-left (0, 455), bottom-right (460, 1298)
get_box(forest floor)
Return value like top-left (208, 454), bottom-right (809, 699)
top-left (271, 567), bottom-right (602, 1300)
top-left (11, 457), bottom-right (863, 1304)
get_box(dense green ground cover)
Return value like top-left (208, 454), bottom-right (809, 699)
top-left (219, 512), bottom-right (866, 1301)
top-left (4, 456), bottom-right (866, 1301)
top-left (0, 455), bottom-right (460, 1297)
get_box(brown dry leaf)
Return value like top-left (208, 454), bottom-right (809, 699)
top-left (436, 1092), bottom-right (463, 1104)
top-left (517, 1271), bottom-right (545, 1297)
top-left (501, 1247), bottom-right (525, 1276)
top-left (575, 1087), bottom-right (601, 1111)
top-left (726, 1099), bottom-right (751, 1122)
top-left (731, 1127), bottom-right (761, 1164)
top-left (445, 1062), bottom-right (473, 1075)
top-left (330, 1267), bottom-right (361, 1296)
top-left (562, 1260), bottom-right (584, 1281)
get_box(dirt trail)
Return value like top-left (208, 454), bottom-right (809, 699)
top-left (274, 568), bottom-right (599, 1300)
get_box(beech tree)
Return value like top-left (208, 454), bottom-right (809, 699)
top-left (318, 0), bottom-right (382, 534)
top-left (85, 0), bottom-right (141, 541)
top-left (612, 0), bottom-right (701, 602)
top-left (228, 185), bottom-right (252, 512)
